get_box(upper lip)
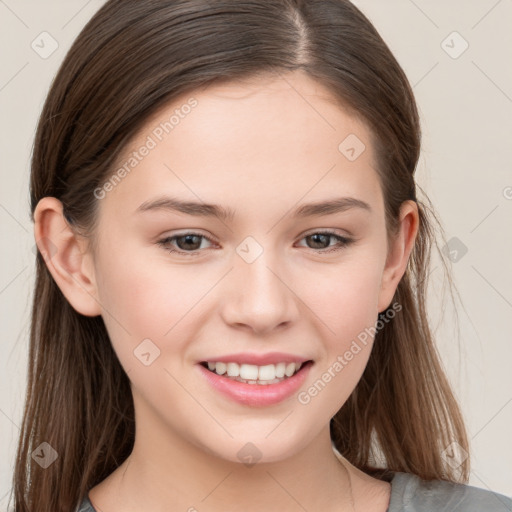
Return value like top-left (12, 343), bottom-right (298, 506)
top-left (199, 352), bottom-right (313, 366)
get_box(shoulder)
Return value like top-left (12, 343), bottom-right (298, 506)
top-left (75, 495), bottom-right (96, 512)
top-left (388, 471), bottom-right (512, 512)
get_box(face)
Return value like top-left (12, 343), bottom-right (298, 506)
top-left (43, 70), bottom-right (416, 465)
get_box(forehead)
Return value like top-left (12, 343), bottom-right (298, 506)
top-left (100, 70), bottom-right (382, 220)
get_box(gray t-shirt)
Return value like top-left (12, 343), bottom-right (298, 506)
top-left (76, 471), bottom-right (512, 511)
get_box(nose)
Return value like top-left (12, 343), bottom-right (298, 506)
top-left (220, 245), bottom-right (299, 336)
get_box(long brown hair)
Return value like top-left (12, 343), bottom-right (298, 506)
top-left (13, 0), bottom-right (469, 510)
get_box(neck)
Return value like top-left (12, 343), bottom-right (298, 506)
top-left (91, 417), bottom-right (356, 512)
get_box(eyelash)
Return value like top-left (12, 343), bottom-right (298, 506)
top-left (157, 230), bottom-right (354, 257)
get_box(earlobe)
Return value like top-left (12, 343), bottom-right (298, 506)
top-left (33, 197), bottom-right (102, 317)
top-left (377, 200), bottom-right (419, 313)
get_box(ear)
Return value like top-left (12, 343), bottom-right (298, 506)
top-left (33, 197), bottom-right (102, 317)
top-left (377, 200), bottom-right (419, 313)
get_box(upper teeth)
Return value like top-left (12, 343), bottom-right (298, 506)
top-left (207, 361), bottom-right (303, 380)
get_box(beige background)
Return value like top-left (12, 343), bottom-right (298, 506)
top-left (1, 0), bottom-right (511, 506)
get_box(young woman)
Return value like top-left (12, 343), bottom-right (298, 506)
top-left (12, 1), bottom-right (511, 511)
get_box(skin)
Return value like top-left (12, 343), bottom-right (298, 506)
top-left (34, 69), bottom-right (418, 512)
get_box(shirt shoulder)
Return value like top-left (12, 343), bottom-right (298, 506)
top-left (388, 471), bottom-right (512, 512)
top-left (75, 495), bottom-right (96, 512)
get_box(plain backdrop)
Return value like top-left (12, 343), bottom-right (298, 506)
top-left (1, 0), bottom-right (511, 507)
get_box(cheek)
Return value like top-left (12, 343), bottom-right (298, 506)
top-left (94, 245), bottom-right (211, 370)
top-left (294, 259), bottom-right (384, 414)
top-left (294, 253), bottom-right (384, 341)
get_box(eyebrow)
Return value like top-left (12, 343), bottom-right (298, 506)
top-left (135, 195), bottom-right (371, 221)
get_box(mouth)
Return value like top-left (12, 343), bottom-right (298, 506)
top-left (196, 359), bottom-right (314, 406)
top-left (199, 360), bottom-right (313, 385)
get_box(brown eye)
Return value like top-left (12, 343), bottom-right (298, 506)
top-left (174, 234), bottom-right (203, 251)
top-left (157, 232), bottom-right (214, 256)
top-left (298, 231), bottom-right (353, 253)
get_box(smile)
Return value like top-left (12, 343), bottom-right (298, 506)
top-left (201, 361), bottom-right (304, 384)
top-left (197, 360), bottom-right (314, 407)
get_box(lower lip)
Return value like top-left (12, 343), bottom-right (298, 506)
top-left (196, 361), bottom-right (313, 407)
